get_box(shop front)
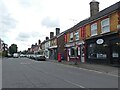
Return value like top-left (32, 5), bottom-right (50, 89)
top-left (86, 32), bottom-right (120, 64)
top-left (65, 41), bottom-right (85, 63)
top-left (49, 46), bottom-right (58, 60)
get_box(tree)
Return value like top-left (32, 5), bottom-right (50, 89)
top-left (9, 44), bottom-right (18, 55)
top-left (21, 50), bottom-right (28, 54)
top-left (2, 43), bottom-right (8, 57)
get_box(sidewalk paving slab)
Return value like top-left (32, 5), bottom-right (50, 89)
top-left (47, 59), bottom-right (119, 76)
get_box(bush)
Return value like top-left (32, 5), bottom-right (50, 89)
top-left (1, 51), bottom-right (8, 57)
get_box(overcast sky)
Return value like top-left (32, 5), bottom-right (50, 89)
top-left (0, 0), bottom-right (119, 51)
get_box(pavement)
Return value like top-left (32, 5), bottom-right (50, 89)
top-left (47, 59), bottom-right (119, 76)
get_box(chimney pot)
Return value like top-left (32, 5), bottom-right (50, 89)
top-left (38, 40), bottom-right (41, 45)
top-left (46, 37), bottom-right (49, 40)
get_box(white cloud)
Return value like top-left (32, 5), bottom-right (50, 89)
top-left (41, 16), bottom-right (60, 28)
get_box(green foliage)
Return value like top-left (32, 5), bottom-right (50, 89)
top-left (21, 50), bottom-right (27, 54)
top-left (2, 51), bottom-right (8, 57)
top-left (0, 52), bottom-right (2, 57)
top-left (9, 44), bottom-right (18, 55)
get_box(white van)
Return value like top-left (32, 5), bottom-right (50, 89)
top-left (13, 53), bottom-right (19, 58)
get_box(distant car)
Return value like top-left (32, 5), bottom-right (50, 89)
top-left (20, 54), bottom-right (25, 57)
top-left (13, 53), bottom-right (19, 58)
top-left (34, 50), bottom-right (46, 61)
top-left (7, 53), bottom-right (12, 58)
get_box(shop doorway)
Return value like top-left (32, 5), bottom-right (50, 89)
top-left (111, 42), bottom-right (120, 64)
top-left (80, 45), bottom-right (85, 63)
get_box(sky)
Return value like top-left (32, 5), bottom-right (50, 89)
top-left (0, 0), bottom-right (120, 51)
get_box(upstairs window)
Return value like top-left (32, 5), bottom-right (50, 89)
top-left (91, 23), bottom-right (97, 36)
top-left (74, 31), bottom-right (79, 41)
top-left (101, 18), bottom-right (110, 33)
top-left (70, 32), bottom-right (73, 42)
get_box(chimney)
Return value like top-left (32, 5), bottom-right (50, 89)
top-left (46, 37), bottom-right (49, 40)
top-left (38, 40), bottom-right (41, 45)
top-left (35, 43), bottom-right (37, 46)
top-left (56, 28), bottom-right (60, 35)
top-left (50, 32), bottom-right (54, 38)
top-left (90, 0), bottom-right (99, 17)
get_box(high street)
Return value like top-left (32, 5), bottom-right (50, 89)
top-left (2, 58), bottom-right (118, 88)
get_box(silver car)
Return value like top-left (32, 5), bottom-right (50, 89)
top-left (34, 50), bottom-right (46, 61)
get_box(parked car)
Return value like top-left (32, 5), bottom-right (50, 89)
top-left (34, 50), bottom-right (46, 61)
top-left (13, 53), bottom-right (19, 58)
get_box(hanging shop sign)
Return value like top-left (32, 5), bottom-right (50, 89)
top-left (96, 39), bottom-right (104, 44)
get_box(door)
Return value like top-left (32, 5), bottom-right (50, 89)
top-left (111, 42), bottom-right (120, 64)
top-left (111, 39), bottom-right (120, 63)
top-left (81, 45), bottom-right (85, 63)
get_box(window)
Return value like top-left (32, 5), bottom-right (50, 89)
top-left (88, 43), bottom-right (107, 59)
top-left (74, 31), bottom-right (79, 41)
top-left (91, 23), bottom-right (97, 36)
top-left (101, 18), bottom-right (110, 33)
top-left (70, 32), bottom-right (73, 42)
top-left (68, 47), bottom-right (78, 57)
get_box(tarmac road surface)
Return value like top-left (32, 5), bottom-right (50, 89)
top-left (2, 58), bottom-right (118, 88)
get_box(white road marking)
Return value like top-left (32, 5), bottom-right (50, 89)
top-left (63, 79), bottom-right (85, 88)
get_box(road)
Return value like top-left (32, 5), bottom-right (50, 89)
top-left (2, 58), bottom-right (118, 88)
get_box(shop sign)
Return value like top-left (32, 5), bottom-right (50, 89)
top-left (96, 39), bottom-right (104, 44)
top-left (64, 34), bottom-right (67, 42)
top-left (65, 43), bottom-right (75, 47)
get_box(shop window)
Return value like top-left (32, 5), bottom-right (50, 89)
top-left (70, 32), bottom-right (73, 42)
top-left (112, 43), bottom-right (120, 58)
top-left (88, 43), bottom-right (107, 59)
top-left (91, 23), bottom-right (97, 36)
top-left (101, 18), bottom-right (110, 33)
top-left (69, 47), bottom-right (78, 57)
